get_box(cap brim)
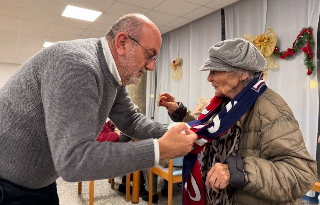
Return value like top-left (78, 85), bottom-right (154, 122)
top-left (199, 65), bottom-right (211, 71)
top-left (199, 56), bottom-right (239, 72)
top-left (199, 63), bottom-right (238, 72)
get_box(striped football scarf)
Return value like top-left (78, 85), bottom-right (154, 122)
top-left (182, 72), bottom-right (267, 205)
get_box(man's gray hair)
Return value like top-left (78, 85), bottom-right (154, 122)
top-left (106, 13), bottom-right (149, 43)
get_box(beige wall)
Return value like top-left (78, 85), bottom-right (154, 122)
top-left (126, 74), bottom-right (147, 115)
top-left (0, 63), bottom-right (20, 88)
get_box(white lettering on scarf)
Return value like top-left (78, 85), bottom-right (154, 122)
top-left (195, 138), bottom-right (208, 146)
top-left (226, 101), bottom-right (238, 112)
top-left (193, 125), bottom-right (205, 130)
top-left (226, 102), bottom-right (232, 112)
top-left (185, 173), bottom-right (201, 201)
top-left (207, 115), bottom-right (220, 133)
top-left (201, 108), bottom-right (209, 115)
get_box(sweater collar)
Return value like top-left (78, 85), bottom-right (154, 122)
top-left (100, 37), bottom-right (122, 85)
top-left (96, 39), bottom-right (122, 87)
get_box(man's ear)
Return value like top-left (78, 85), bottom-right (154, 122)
top-left (114, 32), bottom-right (128, 56)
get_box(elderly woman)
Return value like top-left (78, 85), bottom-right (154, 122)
top-left (159, 38), bottom-right (317, 205)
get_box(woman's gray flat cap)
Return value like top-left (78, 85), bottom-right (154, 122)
top-left (200, 38), bottom-right (266, 72)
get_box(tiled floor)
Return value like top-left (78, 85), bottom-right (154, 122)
top-left (57, 177), bottom-right (318, 205)
top-left (57, 177), bottom-right (181, 205)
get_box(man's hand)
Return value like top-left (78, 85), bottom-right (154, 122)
top-left (158, 123), bottom-right (197, 159)
top-left (205, 163), bottom-right (230, 193)
top-left (158, 93), bottom-right (178, 114)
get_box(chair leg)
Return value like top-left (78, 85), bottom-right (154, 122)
top-left (110, 178), bottom-right (114, 189)
top-left (149, 170), bottom-right (153, 205)
top-left (78, 182), bottom-right (82, 194)
top-left (132, 171), bottom-right (140, 203)
top-left (126, 174), bottom-right (131, 202)
top-left (89, 181), bottom-right (94, 205)
top-left (168, 181), bottom-right (173, 205)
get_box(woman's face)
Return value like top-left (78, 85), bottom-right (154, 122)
top-left (207, 70), bottom-right (248, 99)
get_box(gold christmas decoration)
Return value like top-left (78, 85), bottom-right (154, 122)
top-left (171, 57), bottom-right (183, 82)
top-left (244, 27), bottom-right (279, 78)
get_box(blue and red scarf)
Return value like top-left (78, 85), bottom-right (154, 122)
top-left (182, 72), bottom-right (267, 205)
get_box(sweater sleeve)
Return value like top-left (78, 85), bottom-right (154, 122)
top-left (41, 48), bottom-right (157, 182)
top-left (242, 103), bottom-right (317, 202)
top-left (108, 86), bottom-right (167, 140)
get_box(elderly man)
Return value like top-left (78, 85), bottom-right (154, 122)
top-left (0, 13), bottom-right (197, 204)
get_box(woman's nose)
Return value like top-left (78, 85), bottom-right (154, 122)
top-left (207, 73), bottom-right (213, 82)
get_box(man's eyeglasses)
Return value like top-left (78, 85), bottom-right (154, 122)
top-left (128, 35), bottom-right (157, 65)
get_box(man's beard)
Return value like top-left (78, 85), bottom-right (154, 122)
top-left (126, 67), bottom-right (147, 85)
top-left (119, 49), bottom-right (147, 85)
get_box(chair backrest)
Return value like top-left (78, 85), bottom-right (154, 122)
top-left (172, 153), bottom-right (203, 168)
top-left (173, 157), bottom-right (183, 167)
top-left (149, 158), bottom-right (183, 205)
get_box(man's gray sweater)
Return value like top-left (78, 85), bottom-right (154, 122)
top-left (0, 38), bottom-right (166, 189)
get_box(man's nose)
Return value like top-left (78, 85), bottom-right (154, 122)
top-left (145, 61), bottom-right (156, 71)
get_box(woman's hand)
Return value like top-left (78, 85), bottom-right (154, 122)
top-left (158, 92), bottom-right (178, 114)
top-left (205, 163), bottom-right (230, 193)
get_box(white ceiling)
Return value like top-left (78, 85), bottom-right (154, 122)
top-left (0, 0), bottom-right (239, 65)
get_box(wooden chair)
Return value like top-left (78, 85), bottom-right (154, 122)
top-left (77, 175), bottom-right (131, 205)
top-left (148, 158), bottom-right (183, 205)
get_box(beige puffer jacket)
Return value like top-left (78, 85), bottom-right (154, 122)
top-left (177, 88), bottom-right (317, 205)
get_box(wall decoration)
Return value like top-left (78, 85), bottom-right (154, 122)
top-left (273, 27), bottom-right (315, 75)
top-left (171, 57), bottom-right (183, 82)
top-left (244, 27), bottom-right (278, 78)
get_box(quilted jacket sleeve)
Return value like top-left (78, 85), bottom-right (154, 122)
top-left (169, 102), bottom-right (197, 122)
top-left (242, 90), bottom-right (317, 202)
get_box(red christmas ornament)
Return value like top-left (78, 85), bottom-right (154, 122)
top-left (306, 28), bottom-right (311, 35)
top-left (306, 69), bottom-right (312, 75)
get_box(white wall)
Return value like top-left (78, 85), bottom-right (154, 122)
top-left (0, 63), bottom-right (20, 88)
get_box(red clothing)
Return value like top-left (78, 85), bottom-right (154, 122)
top-left (96, 122), bottom-right (119, 142)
